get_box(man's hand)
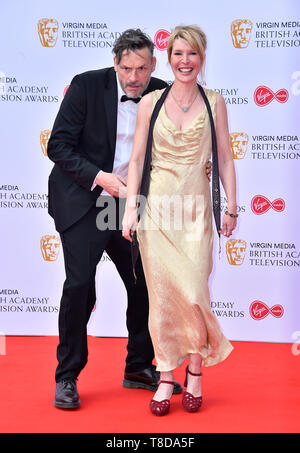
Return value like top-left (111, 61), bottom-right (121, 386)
top-left (205, 160), bottom-right (212, 181)
top-left (96, 171), bottom-right (127, 198)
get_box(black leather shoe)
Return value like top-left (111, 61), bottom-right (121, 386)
top-left (123, 367), bottom-right (183, 394)
top-left (54, 378), bottom-right (80, 409)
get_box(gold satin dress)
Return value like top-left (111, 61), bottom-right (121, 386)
top-left (137, 88), bottom-right (233, 372)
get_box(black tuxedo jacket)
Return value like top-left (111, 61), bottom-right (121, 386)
top-left (47, 67), bottom-right (167, 233)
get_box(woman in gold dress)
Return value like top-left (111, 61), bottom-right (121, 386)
top-left (122, 25), bottom-right (237, 415)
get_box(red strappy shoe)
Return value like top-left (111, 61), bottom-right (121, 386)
top-left (182, 366), bottom-right (202, 412)
top-left (149, 381), bottom-right (175, 416)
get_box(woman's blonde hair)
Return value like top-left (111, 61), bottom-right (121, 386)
top-left (167, 25), bottom-right (207, 80)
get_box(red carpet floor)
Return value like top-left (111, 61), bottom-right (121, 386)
top-left (0, 336), bottom-right (299, 434)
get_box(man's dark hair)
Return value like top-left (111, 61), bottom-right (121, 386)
top-left (113, 28), bottom-right (154, 64)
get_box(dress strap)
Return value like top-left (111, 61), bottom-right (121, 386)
top-left (197, 85), bottom-right (221, 238)
top-left (131, 85), bottom-right (172, 281)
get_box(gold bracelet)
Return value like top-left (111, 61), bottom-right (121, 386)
top-left (225, 210), bottom-right (238, 218)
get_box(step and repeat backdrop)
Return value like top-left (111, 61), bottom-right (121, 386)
top-left (0, 0), bottom-right (299, 342)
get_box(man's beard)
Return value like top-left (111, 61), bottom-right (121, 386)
top-left (119, 78), bottom-right (151, 98)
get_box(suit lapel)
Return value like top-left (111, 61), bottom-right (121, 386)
top-left (103, 68), bottom-right (118, 156)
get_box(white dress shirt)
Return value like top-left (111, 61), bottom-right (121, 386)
top-left (92, 77), bottom-right (139, 195)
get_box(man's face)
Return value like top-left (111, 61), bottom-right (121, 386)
top-left (114, 47), bottom-right (156, 98)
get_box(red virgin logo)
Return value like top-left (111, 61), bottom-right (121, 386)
top-left (249, 301), bottom-right (284, 320)
top-left (251, 195), bottom-right (285, 215)
top-left (63, 85), bottom-right (70, 96)
top-left (254, 86), bottom-right (289, 106)
top-left (154, 29), bottom-right (170, 51)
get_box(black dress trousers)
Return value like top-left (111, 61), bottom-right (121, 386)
top-left (55, 196), bottom-right (154, 382)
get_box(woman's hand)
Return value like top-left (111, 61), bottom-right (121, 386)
top-left (219, 211), bottom-right (237, 238)
top-left (122, 207), bottom-right (138, 242)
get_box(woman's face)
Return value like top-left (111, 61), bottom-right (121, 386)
top-left (170, 38), bottom-right (202, 83)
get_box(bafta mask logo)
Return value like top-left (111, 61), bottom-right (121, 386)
top-left (226, 239), bottom-right (247, 265)
top-left (40, 130), bottom-right (51, 156)
top-left (231, 19), bottom-right (253, 48)
top-left (40, 235), bottom-right (60, 261)
top-left (38, 18), bottom-right (59, 47)
top-left (230, 132), bottom-right (249, 159)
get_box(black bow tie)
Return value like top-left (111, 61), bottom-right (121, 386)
top-left (121, 95), bottom-right (141, 104)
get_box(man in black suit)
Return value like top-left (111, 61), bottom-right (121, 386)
top-left (48, 29), bottom-right (183, 409)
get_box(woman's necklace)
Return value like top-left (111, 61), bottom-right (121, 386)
top-left (170, 88), bottom-right (199, 113)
